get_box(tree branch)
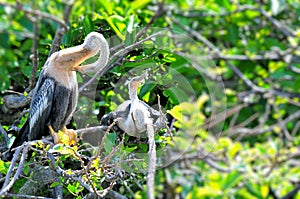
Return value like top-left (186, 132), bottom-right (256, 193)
top-left (0, 145), bottom-right (28, 196)
top-left (27, 3), bottom-right (39, 91)
top-left (0, 2), bottom-right (68, 30)
top-left (146, 118), bottom-right (156, 199)
top-left (48, 1), bottom-right (73, 56)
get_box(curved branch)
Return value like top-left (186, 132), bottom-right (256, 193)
top-left (0, 2), bottom-right (68, 30)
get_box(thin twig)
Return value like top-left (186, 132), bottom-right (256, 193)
top-left (0, 2), bottom-right (68, 30)
top-left (86, 121), bottom-right (116, 170)
top-left (2, 147), bottom-right (23, 189)
top-left (0, 145), bottom-right (28, 196)
top-left (174, 4), bottom-right (294, 37)
top-left (135, 2), bottom-right (165, 40)
top-left (101, 133), bottom-right (125, 171)
top-left (157, 95), bottom-right (173, 139)
top-left (0, 123), bottom-right (8, 147)
top-left (4, 193), bottom-right (54, 199)
top-left (227, 109), bottom-right (300, 136)
top-left (27, 3), bottom-right (39, 91)
top-left (48, 1), bottom-right (73, 56)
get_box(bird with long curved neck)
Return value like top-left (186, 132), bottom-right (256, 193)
top-left (101, 73), bottom-right (166, 138)
top-left (11, 32), bottom-right (109, 149)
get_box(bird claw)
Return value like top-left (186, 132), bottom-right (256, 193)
top-left (48, 125), bottom-right (77, 146)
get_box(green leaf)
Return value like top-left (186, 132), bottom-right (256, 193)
top-left (163, 87), bottom-right (189, 105)
top-left (222, 171), bottom-right (241, 190)
top-left (129, 0), bottom-right (151, 11)
top-left (227, 24), bottom-right (239, 45)
top-left (271, 0), bottom-right (286, 15)
top-left (139, 82), bottom-right (156, 99)
top-left (50, 181), bottom-right (61, 188)
top-left (0, 159), bottom-right (10, 174)
top-left (105, 15), bottom-right (126, 40)
top-left (104, 132), bottom-right (116, 153)
top-left (125, 15), bottom-right (136, 46)
top-left (22, 65), bottom-right (32, 78)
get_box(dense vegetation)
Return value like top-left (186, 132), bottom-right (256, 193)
top-left (1, 0), bottom-right (300, 198)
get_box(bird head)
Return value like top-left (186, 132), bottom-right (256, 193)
top-left (73, 32), bottom-right (110, 74)
top-left (82, 32), bottom-right (105, 57)
top-left (128, 73), bottom-right (148, 100)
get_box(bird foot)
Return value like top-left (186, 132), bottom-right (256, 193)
top-left (48, 125), bottom-right (77, 146)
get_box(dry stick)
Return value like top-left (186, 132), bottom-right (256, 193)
top-left (48, 2), bottom-right (73, 56)
top-left (0, 123), bottom-right (8, 147)
top-left (1, 146), bottom-right (23, 190)
top-left (0, 2), bottom-right (67, 30)
top-left (135, 1), bottom-right (165, 40)
top-left (291, 120), bottom-right (300, 136)
top-left (4, 193), bottom-right (54, 199)
top-left (167, 149), bottom-right (231, 173)
top-left (146, 117), bottom-right (156, 199)
top-left (232, 113), bottom-right (259, 130)
top-left (101, 133), bottom-right (125, 171)
top-left (0, 145), bottom-right (28, 196)
top-left (157, 95), bottom-right (173, 139)
top-left (48, 142), bottom-right (126, 198)
top-left (48, 152), bottom-right (102, 197)
top-left (69, 123), bottom-right (114, 198)
top-left (256, 6), bottom-right (294, 38)
top-left (47, 153), bottom-right (94, 193)
top-left (27, 9), bottom-right (39, 92)
top-left (72, 149), bottom-right (101, 198)
top-left (175, 4), bottom-right (294, 37)
top-left (95, 141), bottom-right (125, 198)
top-left (86, 121), bottom-right (117, 170)
top-left (271, 100), bottom-right (293, 141)
top-left (110, 4), bottom-right (164, 54)
top-left (203, 103), bottom-right (248, 129)
top-left (227, 109), bottom-right (300, 136)
top-left (78, 31), bottom-right (164, 93)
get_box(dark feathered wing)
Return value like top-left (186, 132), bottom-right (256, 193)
top-left (28, 76), bottom-right (54, 140)
top-left (10, 71), bottom-right (55, 149)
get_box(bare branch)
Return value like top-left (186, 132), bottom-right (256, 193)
top-left (173, 4), bottom-right (294, 37)
top-left (136, 2), bottom-right (164, 40)
top-left (48, 1), bottom-right (73, 56)
top-left (0, 144), bottom-right (28, 196)
top-left (227, 110), bottom-right (300, 136)
top-left (146, 117), bottom-right (156, 199)
top-left (27, 4), bottom-right (39, 91)
top-left (0, 123), bottom-right (8, 148)
top-left (0, 2), bottom-right (68, 30)
top-left (4, 193), bottom-right (54, 199)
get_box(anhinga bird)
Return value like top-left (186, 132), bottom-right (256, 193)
top-left (101, 74), bottom-right (166, 138)
top-left (11, 32), bottom-right (109, 149)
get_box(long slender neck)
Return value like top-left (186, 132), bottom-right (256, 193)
top-left (77, 35), bottom-right (110, 73)
top-left (129, 85), bottom-right (140, 109)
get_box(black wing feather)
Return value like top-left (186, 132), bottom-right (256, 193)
top-left (10, 72), bottom-right (54, 150)
top-left (28, 77), bottom-right (54, 140)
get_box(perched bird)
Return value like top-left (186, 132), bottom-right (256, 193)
top-left (11, 32), bottom-right (109, 149)
top-left (101, 73), bottom-right (166, 138)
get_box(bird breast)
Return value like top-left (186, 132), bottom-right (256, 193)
top-left (118, 101), bottom-right (150, 137)
top-left (45, 66), bottom-right (77, 90)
